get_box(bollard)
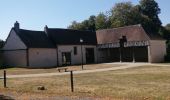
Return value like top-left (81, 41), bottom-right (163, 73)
top-left (4, 70), bottom-right (7, 88)
top-left (70, 71), bottom-right (74, 92)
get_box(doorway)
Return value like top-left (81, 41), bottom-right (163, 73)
top-left (121, 47), bottom-right (133, 62)
top-left (86, 48), bottom-right (95, 64)
top-left (134, 46), bottom-right (148, 62)
top-left (110, 48), bottom-right (120, 62)
top-left (62, 52), bottom-right (71, 66)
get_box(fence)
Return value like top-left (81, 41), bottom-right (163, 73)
top-left (0, 69), bottom-right (74, 91)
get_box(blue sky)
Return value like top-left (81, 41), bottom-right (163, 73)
top-left (0, 0), bottom-right (169, 40)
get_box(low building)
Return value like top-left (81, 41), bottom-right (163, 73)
top-left (3, 22), bottom-right (97, 68)
top-left (2, 22), bottom-right (167, 68)
top-left (96, 25), bottom-right (166, 63)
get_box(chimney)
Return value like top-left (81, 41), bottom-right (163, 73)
top-left (122, 36), bottom-right (127, 42)
top-left (44, 25), bottom-right (48, 36)
top-left (14, 21), bottom-right (20, 32)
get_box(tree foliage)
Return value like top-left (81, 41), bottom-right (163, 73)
top-left (68, 15), bottom-right (96, 31)
top-left (95, 13), bottom-right (110, 30)
top-left (88, 15), bottom-right (96, 31)
top-left (110, 2), bottom-right (144, 28)
top-left (0, 39), bottom-right (4, 48)
top-left (68, 21), bottom-right (82, 30)
top-left (159, 26), bottom-right (170, 40)
top-left (0, 39), bottom-right (4, 67)
top-left (67, 0), bottom-right (170, 61)
top-left (139, 0), bottom-right (160, 18)
top-left (139, 0), bottom-right (162, 33)
top-left (163, 24), bottom-right (170, 45)
top-left (162, 24), bottom-right (170, 61)
top-left (165, 24), bottom-right (170, 31)
top-left (68, 0), bottom-right (162, 34)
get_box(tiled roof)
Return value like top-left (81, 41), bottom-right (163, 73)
top-left (15, 28), bottom-right (56, 48)
top-left (47, 28), bottom-right (97, 45)
top-left (12, 24), bottom-right (164, 48)
top-left (14, 28), bottom-right (97, 48)
top-left (96, 24), bottom-right (164, 44)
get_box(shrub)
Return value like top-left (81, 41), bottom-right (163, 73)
top-left (0, 52), bottom-right (3, 66)
top-left (165, 55), bottom-right (170, 62)
top-left (0, 40), bottom-right (4, 68)
top-left (165, 45), bottom-right (170, 62)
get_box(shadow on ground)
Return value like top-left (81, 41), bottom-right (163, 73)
top-left (0, 95), bottom-right (14, 100)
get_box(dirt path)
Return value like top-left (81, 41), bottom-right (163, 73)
top-left (0, 63), bottom-right (154, 79)
top-left (0, 63), bottom-right (169, 100)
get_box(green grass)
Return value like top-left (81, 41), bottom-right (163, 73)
top-left (0, 65), bottom-right (170, 100)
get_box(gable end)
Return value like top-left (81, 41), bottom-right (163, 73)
top-left (3, 29), bottom-right (27, 50)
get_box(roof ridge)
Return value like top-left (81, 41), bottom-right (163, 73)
top-left (97, 24), bottom-right (142, 32)
top-left (16, 28), bottom-right (56, 48)
top-left (48, 28), bottom-right (94, 32)
top-left (19, 29), bottom-right (44, 32)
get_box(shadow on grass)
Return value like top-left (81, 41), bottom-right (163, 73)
top-left (0, 65), bottom-right (14, 70)
top-left (0, 95), bottom-right (14, 100)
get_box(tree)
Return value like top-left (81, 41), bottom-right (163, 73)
top-left (165, 24), bottom-right (170, 31)
top-left (68, 15), bottom-right (96, 31)
top-left (95, 13), bottom-right (110, 30)
top-left (88, 15), bottom-right (96, 31)
top-left (159, 26), bottom-right (170, 39)
top-left (0, 39), bottom-right (4, 48)
top-left (68, 21), bottom-right (82, 30)
top-left (0, 39), bottom-right (4, 67)
top-left (139, 0), bottom-right (162, 33)
top-left (110, 2), bottom-right (143, 28)
top-left (162, 24), bottom-right (170, 50)
top-left (68, 0), bottom-right (162, 34)
top-left (160, 24), bottom-right (170, 61)
top-left (81, 20), bottom-right (89, 30)
top-left (110, 2), bottom-right (133, 27)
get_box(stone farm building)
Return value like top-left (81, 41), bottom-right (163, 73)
top-left (2, 22), bottom-right (167, 68)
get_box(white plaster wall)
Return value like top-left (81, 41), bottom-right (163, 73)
top-left (3, 50), bottom-right (27, 67)
top-left (3, 29), bottom-right (27, 50)
top-left (29, 48), bottom-right (57, 68)
top-left (58, 45), bottom-right (97, 66)
top-left (148, 40), bottom-right (167, 63)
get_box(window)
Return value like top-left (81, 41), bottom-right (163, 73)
top-left (74, 47), bottom-right (77, 55)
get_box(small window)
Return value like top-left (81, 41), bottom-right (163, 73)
top-left (74, 47), bottom-right (77, 55)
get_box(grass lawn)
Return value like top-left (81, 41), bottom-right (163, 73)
top-left (0, 65), bottom-right (170, 100)
top-left (0, 63), bottom-right (123, 75)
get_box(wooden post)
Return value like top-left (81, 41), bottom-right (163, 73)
top-left (119, 47), bottom-right (122, 63)
top-left (70, 71), bottom-right (74, 92)
top-left (133, 46), bottom-right (135, 63)
top-left (4, 70), bottom-right (7, 88)
top-left (81, 44), bottom-right (84, 70)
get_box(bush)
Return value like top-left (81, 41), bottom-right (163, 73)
top-left (165, 55), bottom-right (170, 62)
top-left (0, 51), bottom-right (4, 69)
top-left (0, 40), bottom-right (4, 68)
top-left (165, 45), bottom-right (170, 62)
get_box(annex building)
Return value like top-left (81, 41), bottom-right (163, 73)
top-left (2, 22), bottom-right (167, 68)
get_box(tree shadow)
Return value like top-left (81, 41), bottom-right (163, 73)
top-left (0, 95), bottom-right (14, 100)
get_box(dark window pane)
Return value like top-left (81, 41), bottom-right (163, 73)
top-left (74, 47), bottom-right (77, 55)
